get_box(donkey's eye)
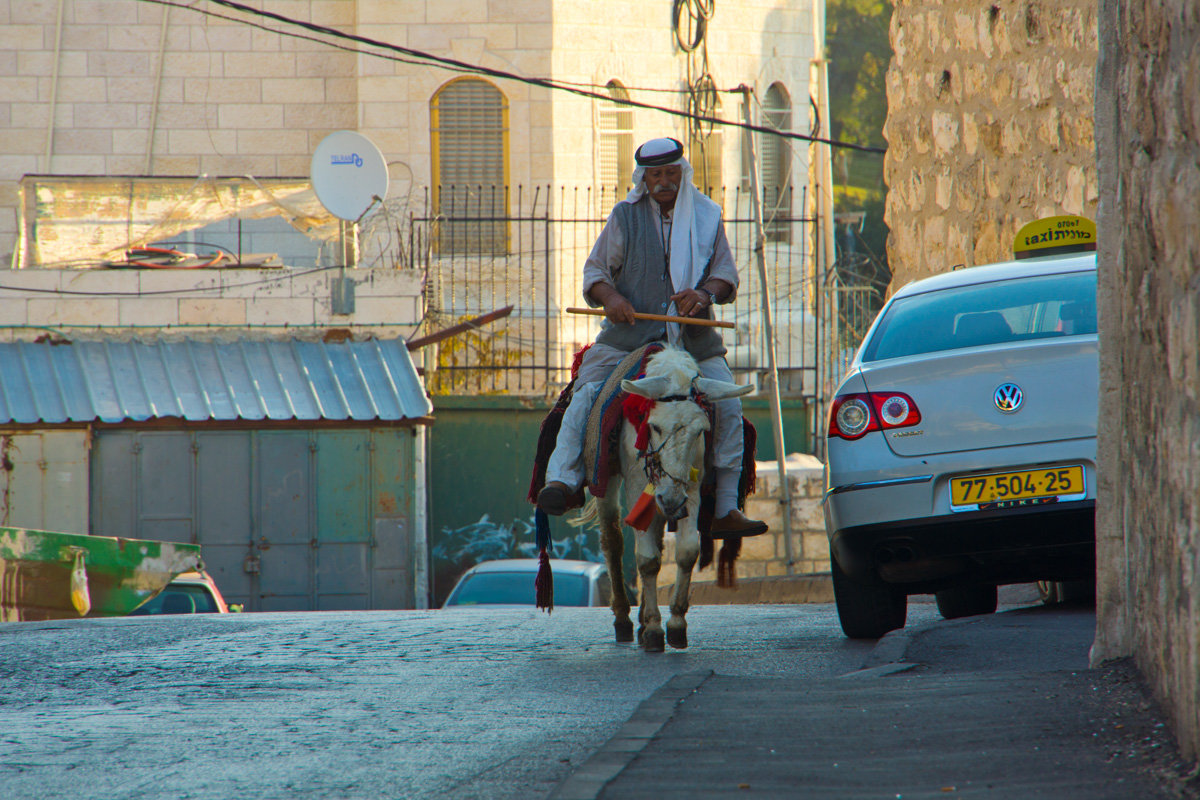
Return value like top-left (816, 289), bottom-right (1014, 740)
top-left (650, 424), bottom-right (662, 436)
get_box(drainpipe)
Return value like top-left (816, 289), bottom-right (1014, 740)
top-left (740, 85), bottom-right (794, 575)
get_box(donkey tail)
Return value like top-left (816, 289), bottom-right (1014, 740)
top-left (567, 496), bottom-right (600, 529)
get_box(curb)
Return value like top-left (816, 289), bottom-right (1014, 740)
top-left (547, 670), bottom-right (713, 800)
top-left (656, 573), bottom-right (834, 606)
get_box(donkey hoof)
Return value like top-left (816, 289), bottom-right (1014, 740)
top-left (614, 618), bottom-right (635, 643)
top-left (666, 627), bottom-right (688, 650)
top-left (642, 628), bottom-right (666, 653)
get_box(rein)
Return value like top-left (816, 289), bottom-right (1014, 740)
top-left (638, 390), bottom-right (704, 486)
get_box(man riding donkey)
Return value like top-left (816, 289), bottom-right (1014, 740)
top-left (534, 136), bottom-right (768, 542)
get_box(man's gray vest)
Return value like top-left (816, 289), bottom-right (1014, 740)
top-left (593, 198), bottom-right (727, 361)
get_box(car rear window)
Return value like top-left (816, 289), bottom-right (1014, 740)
top-left (129, 584), bottom-right (220, 615)
top-left (444, 571), bottom-right (590, 607)
top-left (862, 270), bottom-right (1097, 362)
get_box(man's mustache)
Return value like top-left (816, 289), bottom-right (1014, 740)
top-left (650, 181), bottom-right (679, 194)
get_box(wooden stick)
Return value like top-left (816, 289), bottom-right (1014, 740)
top-left (406, 305), bottom-right (514, 350)
top-left (566, 307), bottom-right (735, 329)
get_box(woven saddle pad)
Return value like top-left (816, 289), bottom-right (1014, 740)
top-left (582, 343), bottom-right (663, 497)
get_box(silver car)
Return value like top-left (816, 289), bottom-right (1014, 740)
top-left (823, 250), bottom-right (1097, 638)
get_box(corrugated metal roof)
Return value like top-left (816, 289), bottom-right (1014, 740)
top-left (0, 338), bottom-right (432, 424)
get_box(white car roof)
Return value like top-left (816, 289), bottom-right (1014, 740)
top-left (891, 252), bottom-right (1096, 300)
top-left (464, 558), bottom-right (605, 576)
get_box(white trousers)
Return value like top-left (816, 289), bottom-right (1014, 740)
top-left (545, 343), bottom-right (745, 516)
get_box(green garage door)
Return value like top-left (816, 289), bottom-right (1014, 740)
top-left (90, 428), bottom-right (422, 611)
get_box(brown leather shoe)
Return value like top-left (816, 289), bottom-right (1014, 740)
top-left (536, 481), bottom-right (573, 516)
top-left (708, 509), bottom-right (768, 538)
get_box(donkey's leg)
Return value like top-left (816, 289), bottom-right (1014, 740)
top-left (635, 519), bottom-right (666, 652)
top-left (666, 521), bottom-right (701, 650)
top-left (597, 496), bottom-right (633, 643)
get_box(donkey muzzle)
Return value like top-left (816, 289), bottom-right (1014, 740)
top-left (657, 495), bottom-right (689, 523)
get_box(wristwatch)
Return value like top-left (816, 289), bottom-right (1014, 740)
top-left (700, 287), bottom-right (717, 305)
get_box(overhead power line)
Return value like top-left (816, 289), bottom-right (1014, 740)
top-left (139, 0), bottom-right (885, 155)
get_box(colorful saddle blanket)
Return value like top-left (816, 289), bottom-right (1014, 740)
top-left (527, 343), bottom-right (756, 530)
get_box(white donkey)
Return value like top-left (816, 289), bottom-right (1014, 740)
top-left (582, 346), bottom-right (753, 652)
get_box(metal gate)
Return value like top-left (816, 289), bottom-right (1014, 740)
top-left (403, 185), bottom-right (821, 406)
top-left (89, 427), bottom-right (421, 611)
top-left (0, 431), bottom-right (89, 534)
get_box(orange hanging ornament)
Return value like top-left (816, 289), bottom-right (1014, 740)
top-left (624, 482), bottom-right (657, 531)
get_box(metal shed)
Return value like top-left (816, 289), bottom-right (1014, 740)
top-left (0, 337), bottom-right (433, 611)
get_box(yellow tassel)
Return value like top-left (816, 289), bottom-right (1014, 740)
top-left (69, 549), bottom-right (91, 617)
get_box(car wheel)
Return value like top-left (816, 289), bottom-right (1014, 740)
top-left (935, 583), bottom-right (998, 620)
top-left (830, 549), bottom-right (907, 639)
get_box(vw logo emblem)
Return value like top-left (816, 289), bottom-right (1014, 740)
top-left (994, 383), bottom-right (1023, 413)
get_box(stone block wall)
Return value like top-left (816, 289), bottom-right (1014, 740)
top-left (0, 267), bottom-right (424, 342)
top-left (1091, 0), bottom-right (1200, 761)
top-left (0, 0), bottom-right (360, 268)
top-left (0, 0), bottom-right (813, 270)
top-left (884, 0), bottom-right (1099, 285)
top-left (661, 453), bottom-right (830, 590)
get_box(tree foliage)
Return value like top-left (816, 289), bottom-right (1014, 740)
top-left (826, 0), bottom-right (893, 290)
top-left (827, 0), bottom-right (892, 149)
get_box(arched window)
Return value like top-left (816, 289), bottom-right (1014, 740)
top-left (762, 82), bottom-right (792, 242)
top-left (599, 80), bottom-right (634, 199)
top-left (430, 78), bottom-right (509, 253)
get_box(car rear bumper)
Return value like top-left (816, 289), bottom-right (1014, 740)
top-left (828, 499), bottom-right (1095, 592)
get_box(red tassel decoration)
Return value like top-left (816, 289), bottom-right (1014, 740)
top-left (623, 483), bottom-right (657, 531)
top-left (535, 547), bottom-right (554, 612)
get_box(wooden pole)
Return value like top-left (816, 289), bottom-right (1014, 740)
top-left (740, 84), bottom-right (794, 576)
top-left (406, 305), bottom-right (515, 350)
top-left (566, 307), bottom-right (735, 329)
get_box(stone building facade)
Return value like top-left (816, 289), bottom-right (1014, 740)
top-left (0, 0), bottom-right (814, 272)
top-left (1091, 0), bottom-right (1200, 761)
top-left (883, 0), bottom-right (1099, 285)
top-left (1, 0), bottom-right (819, 396)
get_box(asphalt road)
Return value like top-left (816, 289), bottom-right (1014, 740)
top-left (0, 603), bottom-right (946, 800)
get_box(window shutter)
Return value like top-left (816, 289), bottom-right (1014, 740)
top-left (431, 79), bottom-right (509, 253)
top-left (599, 81), bottom-right (633, 198)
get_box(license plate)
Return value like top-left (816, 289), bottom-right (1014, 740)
top-left (949, 465), bottom-right (1086, 511)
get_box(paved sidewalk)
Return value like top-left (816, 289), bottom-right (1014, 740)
top-left (551, 605), bottom-right (1194, 799)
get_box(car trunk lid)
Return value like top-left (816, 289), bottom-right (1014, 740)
top-left (859, 337), bottom-right (1097, 457)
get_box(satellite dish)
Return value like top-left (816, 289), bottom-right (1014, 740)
top-left (311, 130), bottom-right (389, 221)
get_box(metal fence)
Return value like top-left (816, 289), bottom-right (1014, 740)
top-left (401, 184), bottom-right (841, 403)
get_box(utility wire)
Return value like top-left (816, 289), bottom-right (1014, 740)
top-left (139, 0), bottom-right (884, 155)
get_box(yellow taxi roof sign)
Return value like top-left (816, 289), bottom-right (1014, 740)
top-left (1013, 215), bottom-right (1097, 259)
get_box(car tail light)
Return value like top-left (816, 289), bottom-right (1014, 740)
top-left (828, 392), bottom-right (921, 440)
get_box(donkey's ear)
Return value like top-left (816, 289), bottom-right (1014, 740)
top-left (622, 376), bottom-right (672, 399)
top-left (693, 377), bottom-right (755, 400)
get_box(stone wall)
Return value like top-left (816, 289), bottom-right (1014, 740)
top-left (0, 0), bottom-right (812, 269)
top-left (660, 453), bottom-right (831, 591)
top-left (0, 267), bottom-right (423, 342)
top-left (883, 0), bottom-right (1099, 285)
top-left (1091, 0), bottom-right (1200, 761)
